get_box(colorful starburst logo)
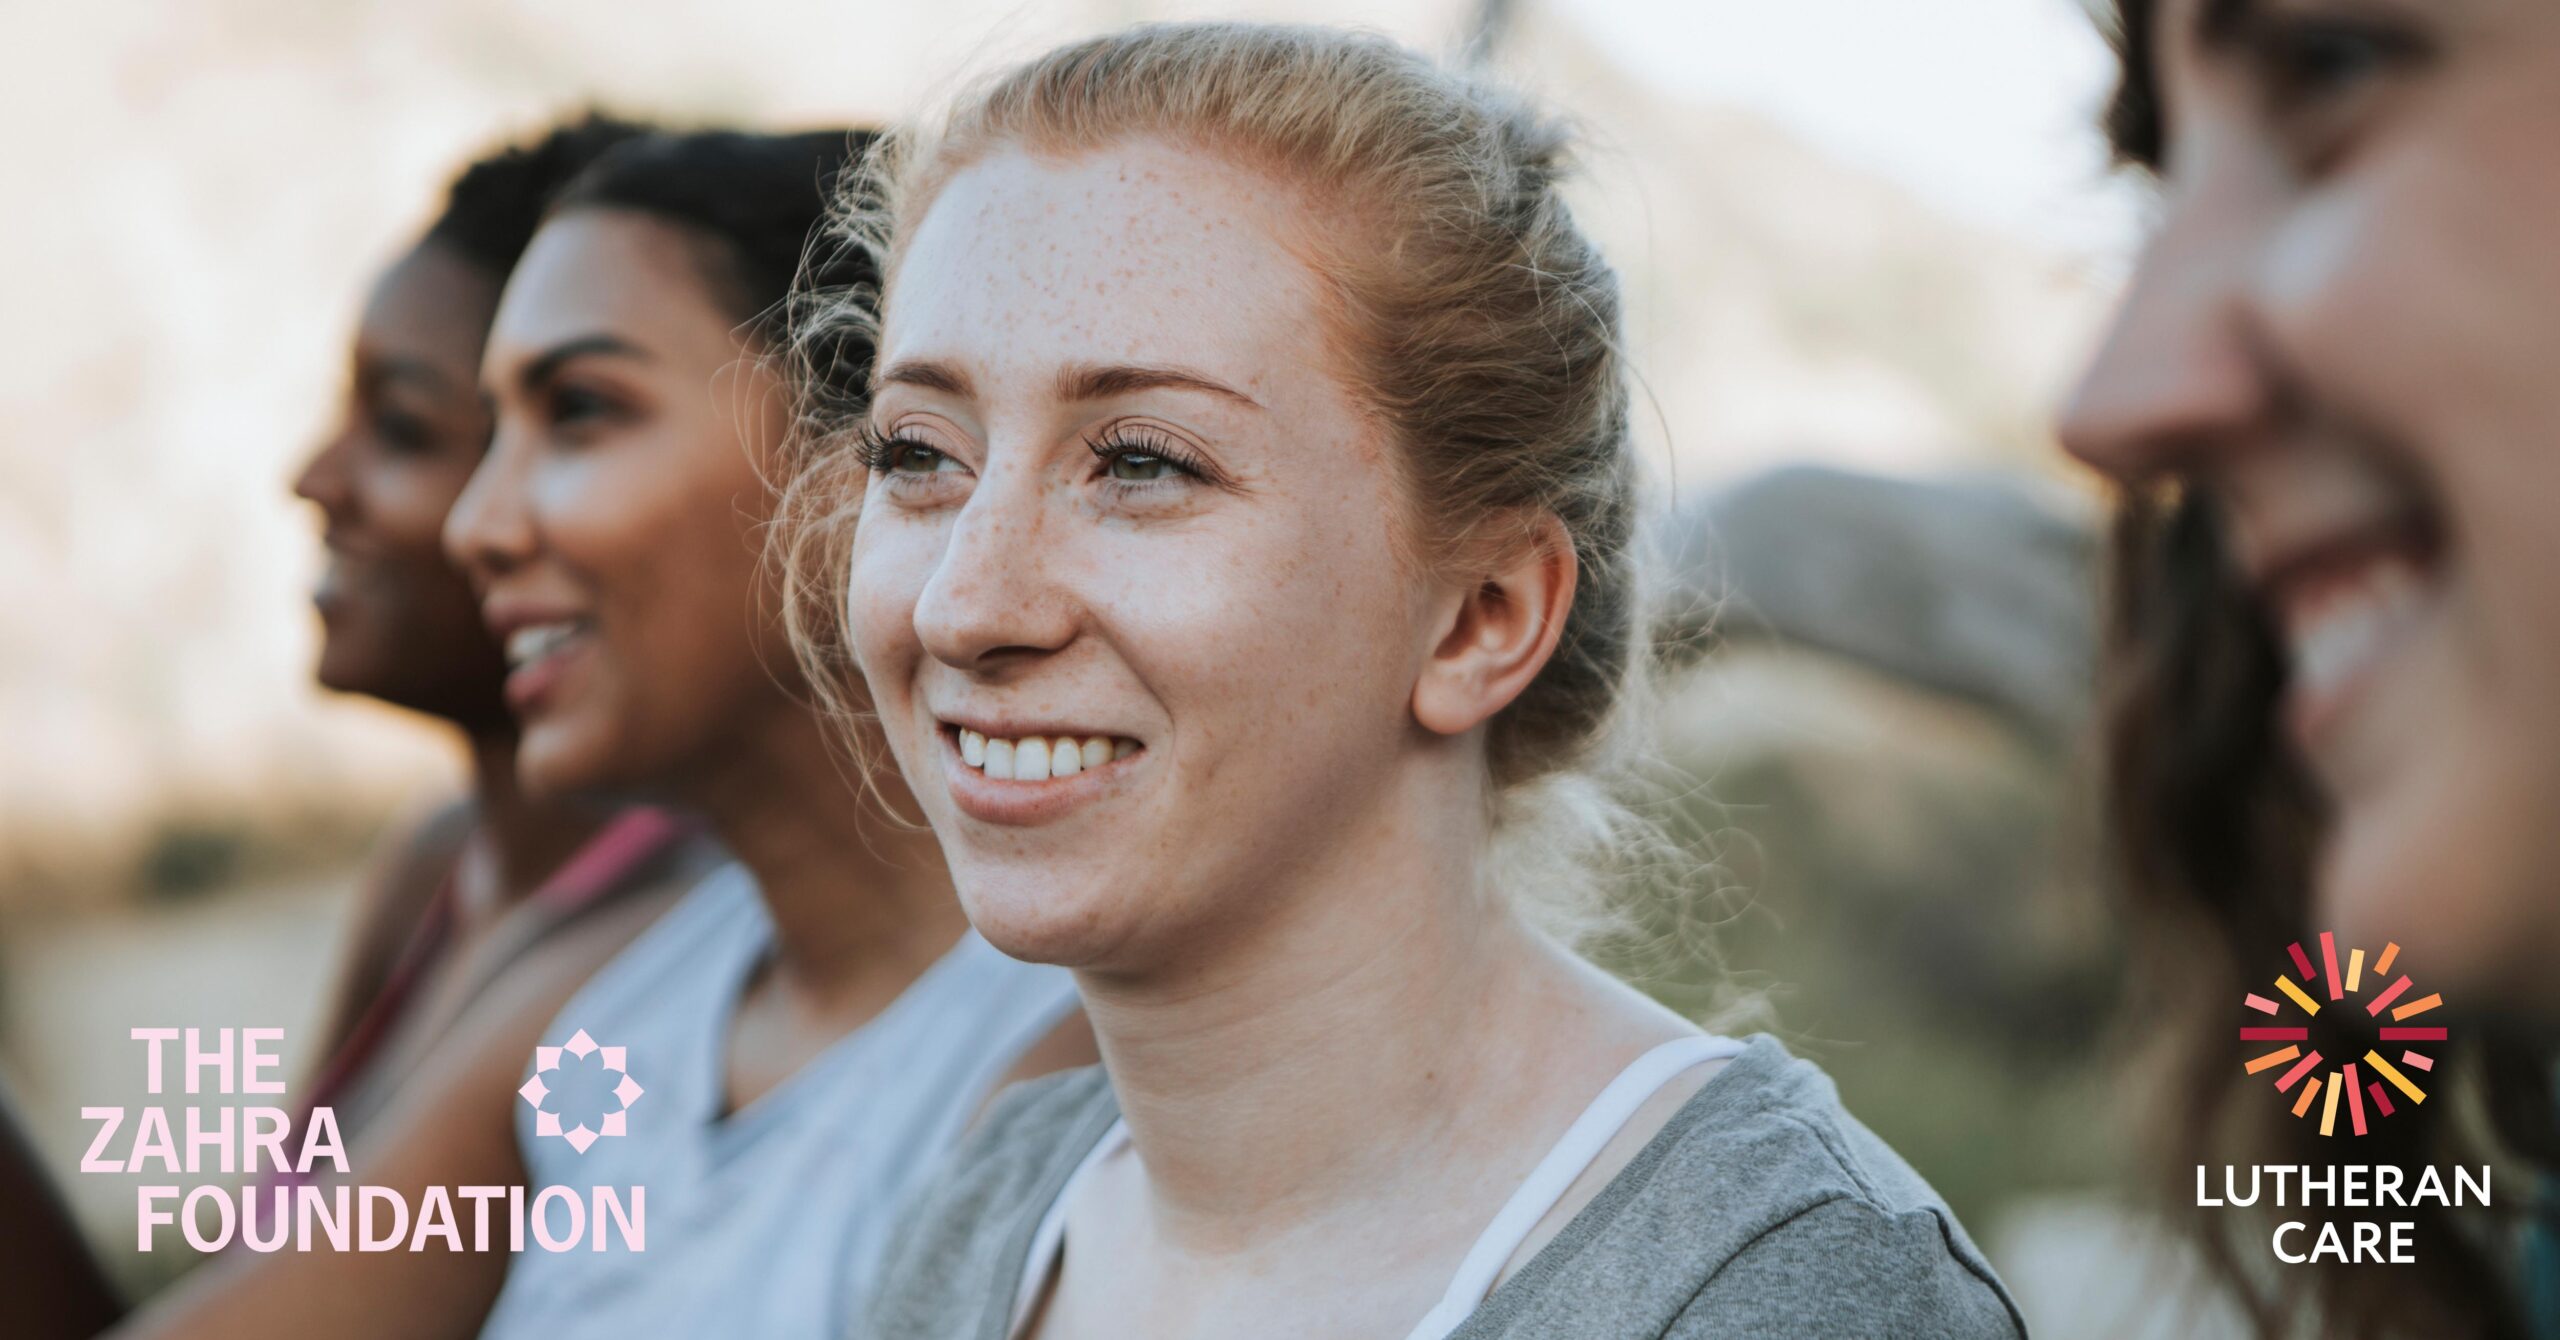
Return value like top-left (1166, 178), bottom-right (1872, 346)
top-left (517, 1028), bottom-right (644, 1154)
top-left (2242, 935), bottom-right (2444, 1136)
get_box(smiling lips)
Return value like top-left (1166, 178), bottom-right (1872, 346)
top-left (951, 727), bottom-right (1138, 782)
top-left (2251, 506), bottom-right (2445, 749)
top-left (497, 618), bottom-right (593, 711)
top-left (2279, 552), bottom-right (2430, 702)
top-left (506, 621), bottom-right (589, 670)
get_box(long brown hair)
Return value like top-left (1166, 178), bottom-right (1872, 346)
top-left (2097, 6), bottom-right (2552, 1333)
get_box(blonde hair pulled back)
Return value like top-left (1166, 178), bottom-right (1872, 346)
top-left (782, 23), bottom-right (1706, 949)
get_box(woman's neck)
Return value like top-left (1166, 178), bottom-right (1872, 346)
top-left (459, 728), bottom-right (615, 906)
top-left (677, 701), bottom-right (967, 1009)
top-left (1072, 757), bottom-right (1688, 1254)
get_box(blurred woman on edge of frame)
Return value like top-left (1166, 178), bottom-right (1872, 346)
top-left (2066, 2), bottom-right (2560, 1335)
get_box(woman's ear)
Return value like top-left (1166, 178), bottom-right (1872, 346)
top-left (1412, 512), bottom-right (1577, 737)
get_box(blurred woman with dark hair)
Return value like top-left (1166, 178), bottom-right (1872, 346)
top-left (446, 123), bottom-right (1091, 1339)
top-left (2065, 2), bottom-right (2560, 1335)
top-left (289, 112), bottom-right (723, 1147)
top-left (113, 125), bottom-right (1092, 1340)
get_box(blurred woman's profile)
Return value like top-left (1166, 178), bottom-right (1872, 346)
top-left (287, 113), bottom-right (721, 1148)
top-left (451, 127), bottom-right (1093, 1339)
top-left (2064, 2), bottom-right (2560, 1336)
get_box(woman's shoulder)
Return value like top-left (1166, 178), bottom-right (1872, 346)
top-left (864, 1065), bottom-right (1117, 1337)
top-left (353, 798), bottom-right (477, 949)
top-left (1664, 1192), bottom-right (2023, 1338)
top-left (1651, 1034), bottom-right (2023, 1334)
top-left (912, 1063), bottom-right (1115, 1228)
top-left (1466, 1033), bottom-right (2026, 1339)
top-left (1664, 1033), bottom-right (1977, 1228)
top-left (494, 862), bottom-right (762, 1084)
top-left (564, 861), bottom-right (761, 989)
top-left (937, 1062), bottom-right (1117, 1198)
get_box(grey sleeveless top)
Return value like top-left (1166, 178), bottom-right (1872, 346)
top-left (861, 1033), bottom-right (2026, 1339)
top-left (478, 864), bottom-right (1080, 1340)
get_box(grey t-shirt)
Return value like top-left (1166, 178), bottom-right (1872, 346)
top-left (862, 1033), bottom-right (2026, 1338)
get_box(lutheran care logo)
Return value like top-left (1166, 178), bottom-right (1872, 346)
top-left (518, 1028), bottom-right (645, 1154)
top-left (2240, 935), bottom-right (2444, 1136)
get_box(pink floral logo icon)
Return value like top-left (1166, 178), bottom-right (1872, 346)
top-left (518, 1028), bottom-right (643, 1154)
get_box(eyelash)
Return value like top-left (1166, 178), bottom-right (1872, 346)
top-left (855, 423), bottom-right (943, 474)
top-left (854, 423), bottom-right (1215, 491)
top-left (1085, 424), bottom-right (1210, 490)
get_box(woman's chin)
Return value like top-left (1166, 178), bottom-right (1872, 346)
top-left (956, 874), bottom-right (1138, 969)
top-left (514, 721), bottom-right (620, 800)
top-left (2317, 773), bottom-right (2543, 1004)
top-left (311, 631), bottom-right (386, 698)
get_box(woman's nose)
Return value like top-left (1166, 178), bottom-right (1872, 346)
top-left (911, 468), bottom-right (1080, 674)
top-left (443, 428), bottom-right (537, 586)
top-left (2061, 147), bottom-right (2286, 484)
top-left (292, 428), bottom-right (356, 516)
top-left (2061, 228), bottom-right (2275, 483)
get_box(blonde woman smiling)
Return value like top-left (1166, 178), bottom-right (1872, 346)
top-left (789, 24), bottom-right (2023, 1339)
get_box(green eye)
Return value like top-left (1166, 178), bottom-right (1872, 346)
top-left (891, 443), bottom-right (959, 473)
top-left (1085, 429), bottom-right (1207, 487)
top-left (1107, 451), bottom-right (1176, 481)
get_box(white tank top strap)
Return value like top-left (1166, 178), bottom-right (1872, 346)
top-left (1400, 1032), bottom-right (1747, 1340)
top-left (1008, 1117), bottom-right (1130, 1339)
top-left (1006, 1033), bottom-right (1744, 1340)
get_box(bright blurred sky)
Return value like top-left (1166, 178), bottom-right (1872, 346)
top-left (1566, 0), bottom-right (2144, 263)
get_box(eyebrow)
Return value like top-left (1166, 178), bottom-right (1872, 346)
top-left (512, 333), bottom-right (652, 394)
top-left (874, 358), bottom-right (972, 398)
top-left (874, 358), bottom-right (1263, 410)
top-left (1056, 363), bottom-right (1262, 410)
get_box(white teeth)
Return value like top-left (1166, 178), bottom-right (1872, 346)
top-left (1017, 737), bottom-right (1053, 782)
top-left (505, 622), bottom-right (585, 669)
top-left (950, 728), bottom-right (1140, 781)
top-left (2286, 558), bottom-right (2432, 697)
top-left (2295, 604), bottom-right (2387, 695)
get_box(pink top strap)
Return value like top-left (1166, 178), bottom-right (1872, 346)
top-left (533, 807), bottom-right (698, 912)
top-left (266, 807), bottom-right (697, 1195)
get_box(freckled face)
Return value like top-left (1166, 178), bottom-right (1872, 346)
top-left (849, 141), bottom-right (1433, 972)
